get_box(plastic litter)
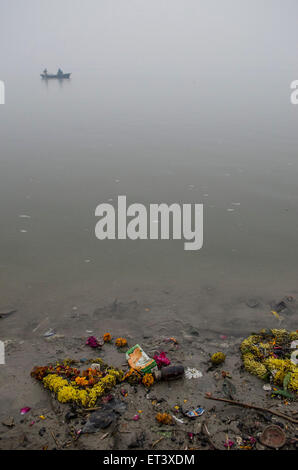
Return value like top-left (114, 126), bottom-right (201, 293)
top-left (154, 364), bottom-right (184, 381)
top-left (185, 367), bottom-right (203, 379)
top-left (126, 344), bottom-right (157, 374)
top-left (171, 415), bottom-right (184, 424)
top-left (263, 384), bottom-right (272, 391)
top-left (43, 329), bottom-right (55, 338)
top-left (271, 296), bottom-right (294, 317)
top-left (184, 407), bottom-right (205, 418)
top-left (82, 399), bottom-right (126, 434)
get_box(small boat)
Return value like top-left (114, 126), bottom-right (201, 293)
top-left (41, 68), bottom-right (71, 79)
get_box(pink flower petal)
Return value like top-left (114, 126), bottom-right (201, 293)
top-left (20, 407), bottom-right (31, 415)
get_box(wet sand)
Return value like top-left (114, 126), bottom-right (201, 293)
top-left (0, 287), bottom-right (297, 450)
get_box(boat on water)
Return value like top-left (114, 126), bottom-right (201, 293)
top-left (41, 68), bottom-right (71, 79)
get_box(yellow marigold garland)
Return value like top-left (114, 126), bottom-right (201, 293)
top-left (33, 360), bottom-right (123, 408)
top-left (241, 329), bottom-right (298, 393)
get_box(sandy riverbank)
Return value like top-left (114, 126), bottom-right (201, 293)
top-left (0, 291), bottom-right (297, 450)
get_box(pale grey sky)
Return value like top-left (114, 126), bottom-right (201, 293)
top-left (1, 0), bottom-right (298, 78)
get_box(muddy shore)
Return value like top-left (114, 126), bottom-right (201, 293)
top-left (0, 289), bottom-right (297, 450)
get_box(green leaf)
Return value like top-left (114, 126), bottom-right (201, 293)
top-left (283, 372), bottom-right (291, 391)
top-left (272, 389), bottom-right (295, 399)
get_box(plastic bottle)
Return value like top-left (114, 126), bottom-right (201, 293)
top-left (153, 365), bottom-right (184, 381)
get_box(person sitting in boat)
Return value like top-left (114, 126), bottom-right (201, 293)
top-left (43, 68), bottom-right (48, 76)
top-left (57, 68), bottom-right (63, 77)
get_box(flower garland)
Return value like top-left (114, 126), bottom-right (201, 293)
top-left (31, 359), bottom-right (123, 408)
top-left (240, 329), bottom-right (298, 393)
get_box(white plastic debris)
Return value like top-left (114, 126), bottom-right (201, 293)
top-left (172, 415), bottom-right (184, 424)
top-left (185, 367), bottom-right (203, 379)
top-left (43, 329), bottom-right (56, 337)
top-left (263, 384), bottom-right (272, 391)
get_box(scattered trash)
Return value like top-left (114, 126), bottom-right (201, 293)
top-left (39, 427), bottom-right (46, 437)
top-left (18, 324), bottom-right (298, 450)
top-left (171, 415), bottom-right (184, 424)
top-left (185, 367), bottom-right (203, 379)
top-left (82, 399), bottom-right (126, 434)
top-left (271, 310), bottom-right (281, 320)
top-left (65, 411), bottom-right (78, 422)
top-left (263, 384), bottom-right (272, 391)
top-left (211, 352), bottom-right (226, 365)
top-left (90, 363), bottom-right (101, 371)
top-left (184, 407), bottom-right (205, 418)
top-left (260, 425), bottom-right (286, 449)
top-left (154, 365), bottom-right (184, 381)
top-left (271, 296), bottom-right (294, 316)
top-left (126, 344), bottom-right (157, 374)
top-left (43, 329), bottom-right (56, 338)
top-left (164, 337), bottom-right (178, 345)
top-left (20, 407), bottom-right (31, 415)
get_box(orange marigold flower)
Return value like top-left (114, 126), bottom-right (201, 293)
top-left (115, 338), bottom-right (128, 348)
top-left (103, 333), bottom-right (112, 343)
top-left (142, 373), bottom-right (154, 388)
top-left (75, 377), bottom-right (89, 387)
top-left (155, 413), bottom-right (173, 425)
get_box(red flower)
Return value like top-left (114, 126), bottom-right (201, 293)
top-left (153, 352), bottom-right (171, 369)
top-left (86, 336), bottom-right (101, 348)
